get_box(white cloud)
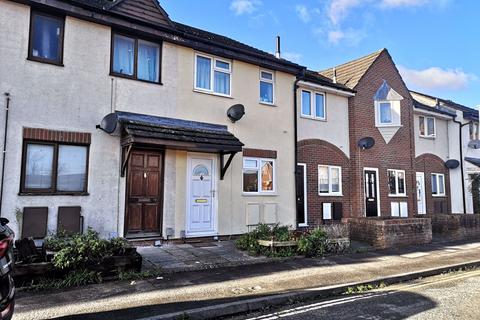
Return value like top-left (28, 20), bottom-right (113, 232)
top-left (328, 0), bottom-right (362, 25)
top-left (380, 0), bottom-right (428, 8)
top-left (398, 65), bottom-right (476, 90)
top-left (230, 0), bottom-right (262, 16)
top-left (282, 51), bottom-right (303, 63)
top-left (295, 4), bottom-right (311, 23)
top-left (328, 28), bottom-right (365, 46)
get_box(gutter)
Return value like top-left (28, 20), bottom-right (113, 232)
top-left (297, 80), bottom-right (355, 97)
top-left (0, 93), bottom-right (10, 217)
top-left (452, 116), bottom-right (469, 213)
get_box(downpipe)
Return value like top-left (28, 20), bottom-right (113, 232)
top-left (0, 93), bottom-right (10, 217)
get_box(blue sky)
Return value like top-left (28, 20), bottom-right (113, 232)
top-left (161, 0), bottom-right (478, 108)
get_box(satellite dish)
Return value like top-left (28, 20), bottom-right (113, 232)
top-left (227, 104), bottom-right (245, 123)
top-left (468, 140), bottom-right (480, 149)
top-left (357, 137), bottom-right (375, 150)
top-left (97, 113), bottom-right (120, 134)
top-left (445, 159), bottom-right (460, 169)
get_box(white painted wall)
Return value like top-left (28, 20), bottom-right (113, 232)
top-left (296, 83), bottom-right (350, 158)
top-left (413, 113), bottom-right (450, 161)
top-left (0, 0), bottom-right (296, 238)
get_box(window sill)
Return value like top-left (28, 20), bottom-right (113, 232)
top-left (419, 135), bottom-right (436, 140)
top-left (300, 115), bottom-right (327, 122)
top-left (242, 192), bottom-right (277, 197)
top-left (432, 194), bottom-right (447, 198)
top-left (376, 124), bottom-right (403, 128)
top-left (388, 194), bottom-right (408, 198)
top-left (318, 193), bottom-right (343, 197)
top-left (27, 57), bottom-right (64, 67)
top-left (259, 101), bottom-right (276, 107)
top-left (19, 192), bottom-right (89, 196)
top-left (110, 73), bottom-right (163, 86)
top-left (298, 223), bottom-right (309, 227)
top-left (193, 89), bottom-right (233, 99)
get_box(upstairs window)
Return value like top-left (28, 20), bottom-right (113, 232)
top-left (419, 116), bottom-right (436, 138)
top-left (29, 11), bottom-right (65, 65)
top-left (111, 33), bottom-right (161, 83)
top-left (431, 173), bottom-right (445, 196)
top-left (470, 122), bottom-right (479, 140)
top-left (301, 90), bottom-right (326, 120)
top-left (259, 70), bottom-right (274, 104)
top-left (195, 54), bottom-right (231, 96)
top-left (242, 158), bottom-right (275, 194)
top-left (388, 169), bottom-right (406, 196)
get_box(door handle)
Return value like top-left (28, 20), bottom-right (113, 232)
top-left (212, 190), bottom-right (216, 198)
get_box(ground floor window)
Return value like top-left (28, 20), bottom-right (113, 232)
top-left (431, 173), bottom-right (445, 196)
top-left (242, 157), bottom-right (275, 194)
top-left (388, 169), bottom-right (406, 196)
top-left (21, 142), bottom-right (89, 194)
top-left (470, 173), bottom-right (480, 213)
top-left (318, 165), bottom-right (342, 196)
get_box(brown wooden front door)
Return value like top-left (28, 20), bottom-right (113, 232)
top-left (126, 149), bottom-right (163, 237)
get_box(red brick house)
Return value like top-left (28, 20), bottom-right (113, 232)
top-left (316, 49), bottom-right (418, 219)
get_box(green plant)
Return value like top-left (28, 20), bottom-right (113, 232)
top-left (119, 269), bottom-right (163, 281)
top-left (49, 228), bottom-right (130, 270)
top-left (345, 282), bottom-right (386, 294)
top-left (26, 269), bottom-right (102, 292)
top-left (235, 224), bottom-right (297, 257)
top-left (297, 228), bottom-right (327, 257)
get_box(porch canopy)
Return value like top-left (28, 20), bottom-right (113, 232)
top-left (98, 111), bottom-right (244, 178)
top-left (465, 157), bottom-right (480, 167)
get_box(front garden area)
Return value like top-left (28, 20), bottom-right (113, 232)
top-left (235, 223), bottom-right (350, 258)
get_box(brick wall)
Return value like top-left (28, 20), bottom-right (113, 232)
top-left (415, 153), bottom-right (451, 214)
top-left (429, 214), bottom-right (480, 241)
top-left (297, 139), bottom-right (350, 226)
top-left (344, 217), bottom-right (432, 249)
top-left (23, 127), bottom-right (91, 144)
top-left (348, 51), bottom-right (416, 217)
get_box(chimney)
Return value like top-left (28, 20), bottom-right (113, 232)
top-left (332, 67), bottom-right (337, 84)
top-left (275, 36), bottom-right (281, 59)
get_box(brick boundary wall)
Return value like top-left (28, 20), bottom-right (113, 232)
top-left (297, 139), bottom-right (351, 227)
top-left (428, 214), bottom-right (480, 241)
top-left (343, 217), bottom-right (432, 249)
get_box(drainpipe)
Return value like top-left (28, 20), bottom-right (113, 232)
top-left (452, 117), bottom-right (469, 213)
top-left (294, 69), bottom-right (306, 225)
top-left (0, 93), bottom-right (10, 217)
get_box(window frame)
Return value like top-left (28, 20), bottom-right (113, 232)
top-left (242, 157), bottom-right (276, 195)
top-left (28, 10), bottom-right (66, 66)
top-left (470, 122), bottom-right (479, 141)
top-left (300, 89), bottom-right (326, 120)
top-left (388, 169), bottom-right (407, 197)
top-left (375, 100), bottom-right (402, 127)
top-left (110, 31), bottom-right (163, 85)
top-left (318, 165), bottom-right (342, 196)
top-left (194, 52), bottom-right (232, 97)
top-left (259, 69), bottom-right (275, 105)
top-left (419, 116), bottom-right (436, 138)
top-left (431, 173), bottom-right (446, 197)
top-left (20, 140), bottom-right (90, 195)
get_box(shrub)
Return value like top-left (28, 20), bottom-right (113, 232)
top-left (48, 228), bottom-right (130, 270)
top-left (297, 228), bottom-right (327, 257)
top-left (27, 269), bottom-right (102, 291)
top-left (235, 223), bottom-right (296, 257)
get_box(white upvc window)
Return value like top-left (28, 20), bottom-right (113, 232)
top-left (301, 90), bottom-right (326, 120)
top-left (419, 116), bottom-right (436, 138)
top-left (242, 157), bottom-right (276, 194)
top-left (431, 173), bottom-right (445, 196)
top-left (318, 165), bottom-right (342, 196)
top-left (388, 169), bottom-right (406, 196)
top-left (195, 53), bottom-right (231, 96)
top-left (375, 100), bottom-right (401, 127)
top-left (259, 70), bottom-right (274, 104)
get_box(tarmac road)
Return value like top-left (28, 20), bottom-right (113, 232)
top-left (232, 269), bottom-right (480, 320)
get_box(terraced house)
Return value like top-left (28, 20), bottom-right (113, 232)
top-left (0, 0), bottom-right (478, 245)
top-left (0, 0), bottom-right (303, 240)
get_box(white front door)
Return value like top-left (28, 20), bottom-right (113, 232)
top-left (187, 155), bottom-right (216, 236)
top-left (416, 172), bottom-right (426, 214)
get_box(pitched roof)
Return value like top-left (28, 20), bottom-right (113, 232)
top-left (319, 49), bottom-right (385, 89)
top-left (411, 90), bottom-right (477, 120)
top-left (57, 0), bottom-right (303, 73)
top-left (300, 70), bottom-right (356, 93)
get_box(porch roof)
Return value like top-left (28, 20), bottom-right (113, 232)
top-left (99, 111), bottom-right (244, 153)
top-left (465, 157), bottom-right (480, 167)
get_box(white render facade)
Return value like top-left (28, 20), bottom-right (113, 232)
top-left (0, 0), bottom-right (300, 239)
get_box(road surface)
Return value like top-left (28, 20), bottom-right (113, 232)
top-left (231, 268), bottom-right (480, 320)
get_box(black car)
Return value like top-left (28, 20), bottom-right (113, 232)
top-left (0, 218), bottom-right (14, 320)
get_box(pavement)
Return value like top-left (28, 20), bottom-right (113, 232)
top-left (12, 239), bottom-right (480, 320)
top-left (230, 267), bottom-right (480, 319)
top-left (137, 241), bottom-right (270, 273)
